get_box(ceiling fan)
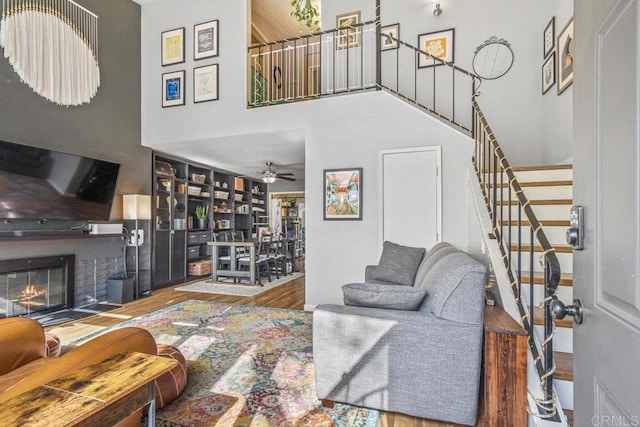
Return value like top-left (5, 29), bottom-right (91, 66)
top-left (261, 162), bottom-right (296, 183)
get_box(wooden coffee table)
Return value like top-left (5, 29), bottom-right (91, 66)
top-left (0, 351), bottom-right (177, 427)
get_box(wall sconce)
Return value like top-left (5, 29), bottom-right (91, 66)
top-left (123, 194), bottom-right (151, 298)
top-left (433, 2), bottom-right (443, 16)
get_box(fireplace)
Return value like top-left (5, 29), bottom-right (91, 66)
top-left (0, 255), bottom-right (74, 318)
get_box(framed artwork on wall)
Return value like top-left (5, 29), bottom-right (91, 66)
top-left (162, 70), bottom-right (185, 107)
top-left (324, 168), bottom-right (362, 220)
top-left (557, 17), bottom-right (574, 95)
top-left (542, 52), bottom-right (556, 94)
top-left (418, 28), bottom-right (454, 68)
top-left (161, 27), bottom-right (185, 66)
top-left (194, 20), bottom-right (219, 60)
top-left (381, 23), bottom-right (399, 51)
top-left (193, 64), bottom-right (219, 103)
top-left (336, 11), bottom-right (361, 49)
top-left (543, 17), bottom-right (555, 58)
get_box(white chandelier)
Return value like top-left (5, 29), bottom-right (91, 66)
top-left (0, 0), bottom-right (100, 106)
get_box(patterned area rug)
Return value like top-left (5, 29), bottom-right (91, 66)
top-left (71, 300), bottom-right (380, 426)
top-left (174, 272), bottom-right (304, 297)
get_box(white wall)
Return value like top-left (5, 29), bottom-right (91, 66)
top-left (140, 0), bottom-right (573, 305)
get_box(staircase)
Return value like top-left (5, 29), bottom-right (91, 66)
top-left (501, 165), bottom-right (574, 421)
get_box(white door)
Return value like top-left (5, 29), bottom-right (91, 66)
top-left (572, 1), bottom-right (640, 425)
top-left (380, 147), bottom-right (441, 249)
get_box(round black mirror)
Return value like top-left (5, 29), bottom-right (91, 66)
top-left (472, 36), bottom-right (514, 80)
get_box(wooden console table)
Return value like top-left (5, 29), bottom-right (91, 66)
top-left (0, 351), bottom-right (177, 427)
top-left (483, 305), bottom-right (528, 426)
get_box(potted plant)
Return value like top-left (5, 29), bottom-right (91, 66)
top-left (290, 0), bottom-right (320, 33)
top-left (195, 205), bottom-right (209, 229)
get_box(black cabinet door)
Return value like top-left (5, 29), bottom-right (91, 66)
top-left (171, 230), bottom-right (186, 282)
top-left (153, 230), bottom-right (170, 286)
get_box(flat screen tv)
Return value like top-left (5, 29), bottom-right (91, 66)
top-left (0, 140), bottom-right (120, 234)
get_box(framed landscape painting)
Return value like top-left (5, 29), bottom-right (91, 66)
top-left (161, 27), bottom-right (185, 66)
top-left (418, 28), bottom-right (454, 68)
top-left (324, 168), bottom-right (362, 220)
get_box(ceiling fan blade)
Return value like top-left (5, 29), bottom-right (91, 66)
top-left (276, 172), bottom-right (295, 176)
top-left (277, 175), bottom-right (296, 181)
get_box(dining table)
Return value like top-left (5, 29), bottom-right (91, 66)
top-left (207, 237), bottom-right (298, 285)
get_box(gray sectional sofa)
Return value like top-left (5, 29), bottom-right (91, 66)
top-left (312, 242), bottom-right (487, 425)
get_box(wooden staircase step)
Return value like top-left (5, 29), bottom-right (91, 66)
top-left (496, 199), bottom-right (572, 206)
top-left (509, 244), bottom-right (573, 254)
top-left (534, 307), bottom-right (573, 328)
top-left (501, 219), bottom-right (570, 227)
top-left (481, 164), bottom-right (573, 173)
top-left (521, 271), bottom-right (573, 286)
top-left (488, 180), bottom-right (573, 188)
top-left (554, 351), bottom-right (573, 381)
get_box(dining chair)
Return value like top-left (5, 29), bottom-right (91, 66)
top-left (239, 232), bottom-right (272, 284)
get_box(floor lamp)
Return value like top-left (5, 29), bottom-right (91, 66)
top-left (123, 194), bottom-right (151, 299)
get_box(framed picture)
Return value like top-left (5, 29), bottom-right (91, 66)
top-left (162, 70), bottom-right (185, 107)
top-left (324, 168), bottom-right (362, 220)
top-left (194, 20), bottom-right (219, 60)
top-left (193, 64), bottom-right (219, 103)
top-left (418, 28), bottom-right (455, 68)
top-left (543, 17), bottom-right (555, 58)
top-left (161, 27), bottom-right (185, 66)
top-left (542, 52), bottom-right (556, 94)
top-left (557, 17), bottom-right (574, 95)
top-left (336, 11), bottom-right (361, 49)
top-left (381, 23), bottom-right (399, 51)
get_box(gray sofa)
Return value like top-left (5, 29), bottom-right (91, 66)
top-left (313, 242), bottom-right (487, 425)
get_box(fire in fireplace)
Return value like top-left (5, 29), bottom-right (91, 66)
top-left (0, 255), bottom-right (75, 318)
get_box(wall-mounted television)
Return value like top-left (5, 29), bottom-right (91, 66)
top-left (0, 140), bottom-right (120, 235)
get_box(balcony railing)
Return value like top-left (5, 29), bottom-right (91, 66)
top-left (248, 20), bottom-right (377, 106)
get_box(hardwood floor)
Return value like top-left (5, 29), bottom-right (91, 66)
top-left (46, 274), bottom-right (482, 427)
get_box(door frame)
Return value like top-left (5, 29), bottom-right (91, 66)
top-left (378, 146), bottom-right (442, 253)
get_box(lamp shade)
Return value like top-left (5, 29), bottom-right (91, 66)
top-left (262, 176), bottom-right (276, 184)
top-left (123, 194), bottom-right (151, 220)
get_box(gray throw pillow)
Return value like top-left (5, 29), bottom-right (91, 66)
top-left (343, 282), bottom-right (428, 310)
top-left (371, 241), bottom-right (426, 286)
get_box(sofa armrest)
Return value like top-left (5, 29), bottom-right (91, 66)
top-left (313, 304), bottom-right (483, 425)
top-left (0, 318), bottom-right (45, 376)
top-left (364, 265), bottom-right (378, 282)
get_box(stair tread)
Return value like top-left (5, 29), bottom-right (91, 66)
top-left (501, 219), bottom-right (571, 227)
top-left (511, 164), bottom-right (573, 172)
top-left (481, 164), bottom-right (573, 173)
top-left (509, 243), bottom-right (573, 253)
top-left (489, 180), bottom-right (573, 188)
top-left (534, 307), bottom-right (573, 328)
top-left (554, 351), bottom-right (574, 381)
top-left (496, 199), bottom-right (573, 206)
top-left (521, 271), bottom-right (573, 286)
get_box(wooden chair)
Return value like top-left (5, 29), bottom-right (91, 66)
top-left (238, 232), bottom-right (272, 284)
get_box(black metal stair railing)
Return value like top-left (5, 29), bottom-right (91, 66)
top-left (472, 100), bottom-right (562, 421)
top-left (378, 34), bottom-right (480, 135)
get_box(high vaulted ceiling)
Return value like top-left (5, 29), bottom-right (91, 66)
top-left (130, 0), bottom-right (316, 183)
